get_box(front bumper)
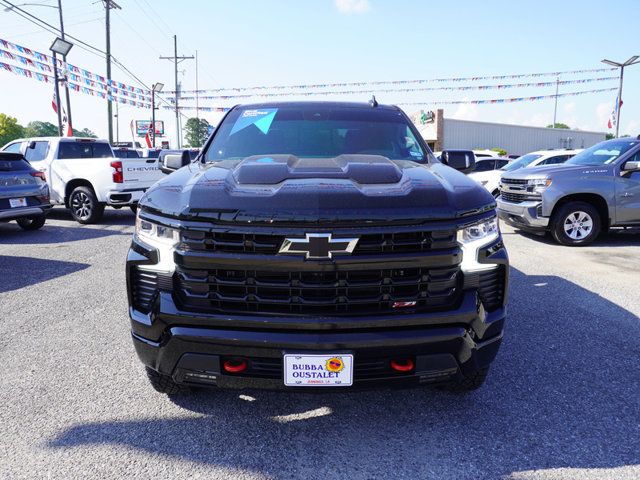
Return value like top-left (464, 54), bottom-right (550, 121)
top-left (497, 198), bottom-right (548, 232)
top-left (130, 291), bottom-right (505, 390)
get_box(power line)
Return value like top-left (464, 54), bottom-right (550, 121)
top-left (0, 0), bottom-right (186, 123)
top-left (160, 35), bottom-right (193, 148)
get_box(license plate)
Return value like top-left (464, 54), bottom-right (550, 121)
top-left (9, 198), bottom-right (27, 208)
top-left (284, 354), bottom-right (353, 387)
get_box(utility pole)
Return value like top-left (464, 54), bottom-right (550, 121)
top-left (601, 56), bottom-right (640, 137)
top-left (51, 52), bottom-right (63, 136)
top-left (56, 0), bottom-right (73, 134)
top-left (103, 0), bottom-right (121, 144)
top-left (160, 35), bottom-right (193, 149)
top-left (195, 50), bottom-right (199, 121)
top-left (552, 76), bottom-right (559, 128)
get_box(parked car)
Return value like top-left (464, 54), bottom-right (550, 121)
top-left (469, 149), bottom-right (581, 198)
top-left (127, 101), bottom-right (508, 395)
top-left (473, 158), bottom-right (511, 172)
top-left (112, 147), bottom-right (141, 159)
top-left (497, 137), bottom-right (640, 245)
top-left (473, 149), bottom-right (502, 159)
top-left (1, 137), bottom-right (163, 223)
top-left (0, 151), bottom-right (51, 230)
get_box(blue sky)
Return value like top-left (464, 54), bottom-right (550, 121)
top-left (0, 0), bottom-right (639, 144)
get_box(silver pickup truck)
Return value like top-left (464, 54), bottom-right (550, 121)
top-left (497, 136), bottom-right (640, 245)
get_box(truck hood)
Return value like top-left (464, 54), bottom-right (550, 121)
top-left (141, 155), bottom-right (494, 223)
top-left (501, 163), bottom-right (606, 179)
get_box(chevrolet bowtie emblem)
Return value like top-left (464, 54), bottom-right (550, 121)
top-left (279, 233), bottom-right (359, 259)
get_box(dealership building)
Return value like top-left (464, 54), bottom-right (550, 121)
top-left (410, 109), bottom-right (606, 155)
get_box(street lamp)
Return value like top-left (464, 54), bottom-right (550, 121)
top-left (601, 56), bottom-right (640, 138)
top-left (50, 36), bottom-right (73, 136)
top-left (151, 82), bottom-right (164, 148)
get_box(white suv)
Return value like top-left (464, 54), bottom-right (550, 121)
top-left (469, 149), bottom-right (582, 197)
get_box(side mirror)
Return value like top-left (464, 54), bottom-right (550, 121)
top-left (28, 141), bottom-right (37, 149)
top-left (161, 150), bottom-right (190, 174)
top-left (441, 150), bottom-right (476, 174)
top-left (622, 160), bottom-right (640, 173)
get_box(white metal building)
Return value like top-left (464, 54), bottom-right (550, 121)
top-left (410, 109), bottom-right (606, 155)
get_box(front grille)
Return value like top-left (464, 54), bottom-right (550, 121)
top-left (180, 229), bottom-right (458, 255)
top-left (174, 266), bottom-right (461, 316)
top-left (500, 191), bottom-right (540, 203)
top-left (131, 269), bottom-right (158, 313)
top-left (478, 266), bottom-right (506, 312)
top-left (500, 178), bottom-right (528, 185)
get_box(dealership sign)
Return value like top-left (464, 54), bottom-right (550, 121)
top-left (136, 120), bottom-right (164, 136)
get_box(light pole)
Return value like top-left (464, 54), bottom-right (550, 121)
top-left (151, 82), bottom-right (164, 148)
top-left (601, 56), bottom-right (640, 138)
top-left (49, 36), bottom-right (73, 136)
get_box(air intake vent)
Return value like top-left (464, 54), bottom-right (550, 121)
top-left (477, 266), bottom-right (506, 312)
top-left (131, 269), bottom-right (158, 313)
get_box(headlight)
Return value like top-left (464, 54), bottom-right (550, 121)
top-left (457, 217), bottom-right (500, 272)
top-left (527, 177), bottom-right (552, 192)
top-left (135, 214), bottom-right (179, 246)
top-left (135, 213), bottom-right (180, 272)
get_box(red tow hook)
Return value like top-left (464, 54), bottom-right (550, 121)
top-left (223, 358), bottom-right (248, 373)
top-left (390, 358), bottom-right (415, 373)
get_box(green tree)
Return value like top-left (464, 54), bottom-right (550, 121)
top-left (73, 127), bottom-right (97, 138)
top-left (184, 117), bottom-right (210, 148)
top-left (606, 133), bottom-right (615, 140)
top-left (546, 123), bottom-right (571, 129)
top-left (24, 121), bottom-right (58, 137)
top-left (0, 113), bottom-right (25, 147)
top-left (490, 147), bottom-right (507, 156)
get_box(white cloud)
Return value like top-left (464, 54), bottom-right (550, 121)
top-left (335, 0), bottom-right (371, 14)
top-left (624, 120), bottom-right (639, 136)
top-left (596, 102), bottom-right (612, 131)
top-left (451, 101), bottom-right (479, 121)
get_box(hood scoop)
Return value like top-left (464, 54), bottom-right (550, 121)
top-left (232, 154), bottom-right (403, 185)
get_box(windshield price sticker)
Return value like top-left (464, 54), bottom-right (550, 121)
top-left (284, 354), bottom-right (353, 387)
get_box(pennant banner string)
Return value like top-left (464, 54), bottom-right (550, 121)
top-left (162, 87), bottom-right (617, 112)
top-left (173, 77), bottom-right (618, 102)
top-left (0, 38), bottom-right (151, 97)
top-left (165, 67), bottom-right (617, 94)
top-left (0, 61), bottom-right (151, 109)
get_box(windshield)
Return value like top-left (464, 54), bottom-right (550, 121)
top-left (566, 140), bottom-right (638, 166)
top-left (204, 106), bottom-right (430, 163)
top-left (501, 153), bottom-right (542, 171)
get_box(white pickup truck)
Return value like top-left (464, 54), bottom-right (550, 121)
top-left (1, 137), bottom-right (163, 223)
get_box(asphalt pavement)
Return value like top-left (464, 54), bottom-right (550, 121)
top-left (1, 207), bottom-right (639, 480)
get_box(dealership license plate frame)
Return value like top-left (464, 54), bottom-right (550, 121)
top-left (9, 197), bottom-right (27, 208)
top-left (283, 353), bottom-right (354, 387)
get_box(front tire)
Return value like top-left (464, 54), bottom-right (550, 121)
top-left (16, 215), bottom-right (46, 230)
top-left (69, 186), bottom-right (104, 224)
top-left (551, 201), bottom-right (600, 246)
top-left (145, 367), bottom-right (189, 395)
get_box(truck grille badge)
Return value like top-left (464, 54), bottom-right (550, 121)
top-left (279, 233), bottom-right (359, 259)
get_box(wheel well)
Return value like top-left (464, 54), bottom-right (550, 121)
top-left (64, 179), bottom-right (94, 207)
top-left (551, 193), bottom-right (610, 228)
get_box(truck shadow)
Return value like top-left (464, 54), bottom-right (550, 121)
top-left (47, 268), bottom-right (640, 479)
top-left (46, 206), bottom-right (136, 227)
top-left (0, 256), bottom-right (90, 293)
top-left (505, 226), bottom-right (640, 247)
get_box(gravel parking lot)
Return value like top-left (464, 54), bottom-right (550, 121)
top-left (1, 208), bottom-right (639, 480)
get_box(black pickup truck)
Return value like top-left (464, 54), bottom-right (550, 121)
top-left (126, 101), bottom-right (508, 394)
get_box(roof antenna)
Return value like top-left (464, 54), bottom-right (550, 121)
top-left (369, 95), bottom-right (378, 107)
